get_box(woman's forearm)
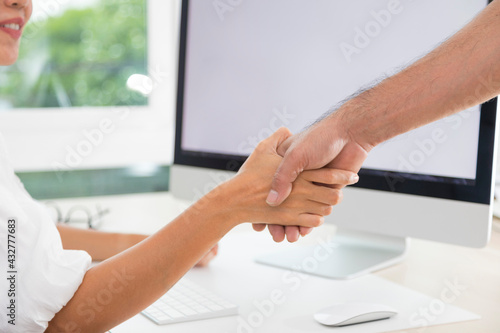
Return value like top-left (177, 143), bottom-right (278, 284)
top-left (57, 224), bottom-right (147, 261)
top-left (338, 0), bottom-right (500, 149)
top-left (48, 184), bottom-right (239, 332)
top-left (47, 128), bottom-right (353, 332)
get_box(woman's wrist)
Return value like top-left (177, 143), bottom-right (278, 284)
top-left (189, 180), bottom-right (248, 231)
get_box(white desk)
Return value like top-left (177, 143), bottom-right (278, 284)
top-left (48, 193), bottom-right (500, 333)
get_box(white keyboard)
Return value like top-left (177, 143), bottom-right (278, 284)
top-left (142, 279), bottom-right (239, 325)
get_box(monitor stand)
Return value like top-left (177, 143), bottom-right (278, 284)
top-left (255, 228), bottom-right (408, 280)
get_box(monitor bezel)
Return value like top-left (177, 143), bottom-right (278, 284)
top-left (174, 0), bottom-right (497, 205)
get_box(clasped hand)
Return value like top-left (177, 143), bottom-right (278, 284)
top-left (236, 127), bottom-right (359, 242)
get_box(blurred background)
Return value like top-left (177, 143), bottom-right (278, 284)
top-left (0, 0), bottom-right (148, 109)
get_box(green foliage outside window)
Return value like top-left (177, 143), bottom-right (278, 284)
top-left (0, 0), bottom-right (147, 109)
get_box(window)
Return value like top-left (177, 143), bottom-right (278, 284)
top-left (0, 0), bottom-right (148, 109)
top-left (0, 1), bottom-right (179, 171)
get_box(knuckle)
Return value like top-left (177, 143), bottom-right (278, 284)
top-left (286, 226), bottom-right (300, 235)
top-left (334, 172), bottom-right (349, 185)
top-left (325, 190), bottom-right (338, 205)
top-left (291, 182), bottom-right (306, 196)
top-left (269, 225), bottom-right (284, 236)
top-left (343, 173), bottom-right (352, 184)
top-left (255, 142), bottom-right (267, 153)
top-left (274, 171), bottom-right (292, 185)
top-left (287, 146), bottom-right (301, 159)
top-left (277, 126), bottom-right (291, 138)
top-left (287, 148), bottom-right (307, 170)
top-left (326, 171), bottom-right (338, 184)
top-left (328, 189), bottom-right (342, 205)
top-left (311, 216), bottom-right (324, 228)
top-left (322, 205), bottom-right (333, 216)
top-left (335, 190), bottom-right (344, 205)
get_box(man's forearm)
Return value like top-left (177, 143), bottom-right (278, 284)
top-left (338, 0), bottom-right (500, 150)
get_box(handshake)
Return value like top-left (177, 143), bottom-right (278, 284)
top-left (224, 126), bottom-right (364, 243)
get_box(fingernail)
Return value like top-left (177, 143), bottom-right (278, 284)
top-left (266, 190), bottom-right (279, 205)
top-left (351, 175), bottom-right (359, 184)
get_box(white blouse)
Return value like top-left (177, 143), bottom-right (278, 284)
top-left (0, 133), bottom-right (91, 332)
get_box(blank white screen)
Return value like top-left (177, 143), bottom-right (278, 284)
top-left (182, 0), bottom-right (487, 180)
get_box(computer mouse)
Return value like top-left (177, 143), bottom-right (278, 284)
top-left (314, 303), bottom-right (398, 327)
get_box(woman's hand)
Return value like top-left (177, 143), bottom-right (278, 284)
top-left (224, 128), bottom-right (358, 237)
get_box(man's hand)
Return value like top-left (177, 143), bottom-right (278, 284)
top-left (267, 114), bottom-right (368, 206)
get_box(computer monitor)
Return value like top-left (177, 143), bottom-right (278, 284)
top-left (171, 0), bottom-right (498, 279)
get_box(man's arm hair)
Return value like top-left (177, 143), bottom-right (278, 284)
top-left (336, 0), bottom-right (500, 149)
